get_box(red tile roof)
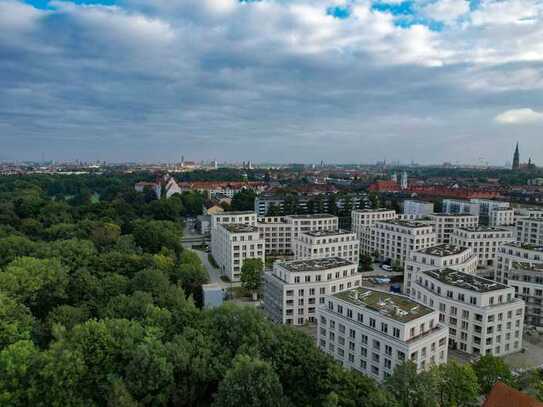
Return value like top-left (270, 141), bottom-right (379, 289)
top-left (483, 382), bottom-right (543, 407)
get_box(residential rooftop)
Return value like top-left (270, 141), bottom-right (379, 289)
top-left (419, 244), bottom-right (469, 257)
top-left (492, 207), bottom-right (514, 212)
top-left (518, 218), bottom-right (543, 223)
top-left (214, 211), bottom-right (255, 216)
top-left (456, 226), bottom-right (512, 233)
top-left (430, 213), bottom-right (478, 217)
top-left (222, 223), bottom-right (259, 233)
top-left (287, 214), bottom-right (337, 219)
top-left (404, 199), bottom-right (433, 204)
top-left (277, 257), bottom-right (354, 272)
top-left (511, 261), bottom-right (543, 272)
top-left (301, 229), bottom-right (354, 237)
top-left (352, 208), bottom-right (396, 213)
top-left (503, 242), bottom-right (543, 252)
top-left (379, 219), bottom-right (432, 228)
top-left (423, 269), bottom-right (508, 293)
top-left (334, 287), bottom-right (433, 323)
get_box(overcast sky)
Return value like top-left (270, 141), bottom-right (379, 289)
top-left (1, 0), bottom-right (542, 164)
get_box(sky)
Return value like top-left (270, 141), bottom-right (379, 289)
top-left (1, 0), bottom-right (542, 164)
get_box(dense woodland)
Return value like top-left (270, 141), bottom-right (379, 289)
top-left (0, 174), bottom-right (541, 406)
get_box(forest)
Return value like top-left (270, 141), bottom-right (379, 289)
top-left (0, 173), bottom-right (541, 406)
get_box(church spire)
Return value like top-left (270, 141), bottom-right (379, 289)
top-left (512, 142), bottom-right (520, 170)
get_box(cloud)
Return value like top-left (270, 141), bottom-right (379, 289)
top-left (421, 0), bottom-right (470, 23)
top-left (495, 108), bottom-right (543, 124)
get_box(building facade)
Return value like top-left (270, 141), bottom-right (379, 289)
top-left (426, 214), bottom-right (479, 244)
top-left (285, 214), bottom-right (339, 250)
top-left (442, 199), bottom-right (480, 216)
top-left (257, 216), bottom-right (292, 256)
top-left (404, 245), bottom-right (478, 296)
top-left (488, 208), bottom-right (515, 227)
top-left (516, 218), bottom-right (543, 247)
top-left (317, 287), bottom-right (449, 382)
top-left (450, 227), bottom-right (515, 267)
top-left (294, 230), bottom-right (359, 264)
top-left (409, 268), bottom-right (524, 357)
top-left (351, 209), bottom-right (397, 241)
top-left (263, 257), bottom-right (361, 325)
top-left (403, 200), bottom-right (434, 217)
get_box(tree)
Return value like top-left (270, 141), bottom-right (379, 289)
top-left (240, 258), bottom-right (264, 301)
top-left (213, 354), bottom-right (285, 407)
top-left (384, 361), bottom-right (437, 407)
top-left (0, 293), bottom-right (34, 349)
top-left (360, 254), bottom-right (373, 272)
top-left (90, 222), bottom-right (121, 250)
top-left (0, 340), bottom-right (39, 406)
top-left (433, 361), bottom-right (479, 407)
top-left (176, 262), bottom-right (208, 307)
top-left (131, 220), bottom-right (183, 254)
top-left (369, 192), bottom-right (381, 209)
top-left (231, 189), bottom-right (257, 211)
top-left (473, 354), bottom-right (514, 394)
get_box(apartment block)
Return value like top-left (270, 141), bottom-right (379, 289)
top-left (410, 269), bottom-right (524, 357)
top-left (211, 223), bottom-right (265, 281)
top-left (488, 208), bottom-right (515, 227)
top-left (495, 242), bottom-right (543, 327)
top-left (450, 227), bottom-right (515, 267)
top-left (294, 229), bottom-right (359, 264)
top-left (516, 218), bottom-right (543, 247)
top-left (257, 216), bottom-right (292, 256)
top-left (365, 220), bottom-right (437, 266)
top-left (404, 244), bottom-right (478, 296)
top-left (210, 211), bottom-right (257, 231)
top-left (426, 213), bottom-right (479, 244)
top-left (263, 257), bottom-right (361, 325)
top-left (351, 209), bottom-right (397, 240)
top-left (286, 214), bottom-right (338, 250)
top-left (442, 199), bottom-right (480, 216)
top-left (317, 287), bottom-right (449, 382)
top-left (403, 200), bottom-right (435, 217)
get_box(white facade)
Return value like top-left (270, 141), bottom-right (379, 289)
top-left (488, 208), bottom-right (515, 227)
top-left (495, 243), bottom-right (543, 328)
top-left (294, 229), bottom-right (359, 264)
top-left (410, 268), bottom-right (524, 357)
top-left (263, 257), bottom-right (361, 325)
top-left (426, 214), bottom-right (479, 244)
top-left (442, 199), bottom-right (480, 216)
top-left (210, 211), bottom-right (257, 231)
top-left (470, 199), bottom-right (510, 216)
top-left (450, 227), bottom-right (515, 267)
top-left (365, 220), bottom-right (437, 266)
top-left (317, 287), bottom-right (448, 382)
top-left (403, 200), bottom-right (434, 217)
top-left (257, 216), bottom-right (292, 256)
top-left (285, 214), bottom-right (339, 250)
top-left (211, 223), bottom-right (265, 281)
top-left (516, 218), bottom-right (543, 247)
top-left (351, 209), bottom-right (397, 240)
top-left (404, 245), bottom-right (478, 296)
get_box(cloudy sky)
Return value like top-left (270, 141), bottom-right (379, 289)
top-left (1, 0), bottom-right (542, 164)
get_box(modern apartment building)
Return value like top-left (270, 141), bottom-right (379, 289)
top-left (495, 242), bottom-right (543, 327)
top-left (257, 216), bottom-right (292, 256)
top-left (294, 229), bottom-right (359, 264)
top-left (426, 214), bottom-right (479, 244)
top-left (442, 199), bottom-right (480, 216)
top-left (488, 208), bottom-right (515, 227)
top-left (317, 287), bottom-right (449, 382)
top-left (516, 218), bottom-right (543, 247)
top-left (263, 257), bottom-right (361, 325)
top-left (211, 223), bottom-right (265, 281)
top-left (403, 200), bottom-right (434, 217)
top-left (351, 209), bottom-right (397, 240)
top-left (286, 214), bottom-right (339, 250)
top-left (210, 211), bottom-right (257, 231)
top-left (409, 268), bottom-right (524, 357)
top-left (404, 245), bottom-right (478, 296)
top-left (365, 220), bottom-right (437, 266)
top-left (450, 227), bottom-right (515, 267)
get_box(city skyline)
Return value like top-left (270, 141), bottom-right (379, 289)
top-left (1, 0), bottom-right (543, 163)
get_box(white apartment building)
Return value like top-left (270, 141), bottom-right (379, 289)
top-left (404, 245), bottom-right (478, 296)
top-left (450, 227), bottom-right (515, 267)
top-left (210, 211), bottom-right (257, 231)
top-left (495, 242), bottom-right (543, 328)
top-left (516, 218), bottom-right (543, 246)
top-left (366, 220), bottom-right (437, 266)
top-left (488, 208), bottom-right (515, 227)
top-left (211, 223), bottom-right (265, 281)
top-left (257, 216), bottom-right (292, 256)
top-left (285, 214), bottom-right (339, 250)
top-left (426, 214), bottom-right (479, 244)
top-left (317, 287), bottom-right (449, 382)
top-left (351, 209), bottom-right (397, 240)
top-left (410, 268), bottom-right (524, 357)
top-left (263, 257), bottom-right (361, 325)
top-left (294, 230), bottom-right (359, 265)
top-left (442, 199), bottom-right (480, 216)
top-left (514, 207), bottom-right (543, 220)
top-left (471, 199), bottom-right (510, 215)
top-left (403, 200), bottom-right (434, 217)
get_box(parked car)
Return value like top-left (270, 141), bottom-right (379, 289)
top-left (380, 264), bottom-right (392, 272)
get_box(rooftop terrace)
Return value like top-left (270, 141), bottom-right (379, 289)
top-left (222, 223), bottom-right (259, 233)
top-left (419, 244), bottom-right (469, 257)
top-left (511, 261), bottom-right (543, 272)
top-left (353, 208), bottom-right (395, 213)
top-left (302, 229), bottom-right (353, 237)
top-left (456, 226), bottom-right (511, 233)
top-left (287, 214), bottom-right (337, 219)
top-left (423, 269), bottom-right (508, 293)
top-left (334, 288), bottom-right (433, 323)
top-left (503, 242), bottom-right (543, 252)
top-left (278, 257), bottom-right (353, 272)
top-left (379, 219), bottom-right (431, 228)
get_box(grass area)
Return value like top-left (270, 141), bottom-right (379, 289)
top-left (208, 254), bottom-right (219, 269)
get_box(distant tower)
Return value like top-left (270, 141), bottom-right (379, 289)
top-left (512, 142), bottom-right (520, 171)
top-left (180, 155), bottom-right (185, 168)
top-left (400, 171), bottom-right (408, 190)
top-left (391, 172), bottom-right (398, 183)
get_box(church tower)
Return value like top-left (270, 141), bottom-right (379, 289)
top-left (512, 142), bottom-right (520, 171)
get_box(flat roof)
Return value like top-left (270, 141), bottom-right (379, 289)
top-left (216, 211), bottom-right (256, 216)
top-left (504, 242), bottom-right (543, 252)
top-left (379, 219), bottom-right (432, 228)
top-left (334, 287), bottom-right (433, 323)
top-left (404, 199), bottom-right (433, 204)
top-left (278, 257), bottom-right (354, 272)
top-left (518, 218), bottom-right (543, 223)
top-left (287, 214), bottom-right (337, 219)
top-left (419, 244), bottom-right (469, 257)
top-left (222, 223), bottom-right (259, 233)
top-left (302, 229), bottom-right (354, 237)
top-left (511, 261), bottom-right (543, 272)
top-left (352, 208), bottom-right (395, 213)
top-left (423, 269), bottom-right (508, 293)
top-left (492, 207), bottom-right (514, 211)
top-left (430, 213), bottom-right (477, 217)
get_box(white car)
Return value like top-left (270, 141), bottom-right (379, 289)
top-left (380, 264), bottom-right (392, 272)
